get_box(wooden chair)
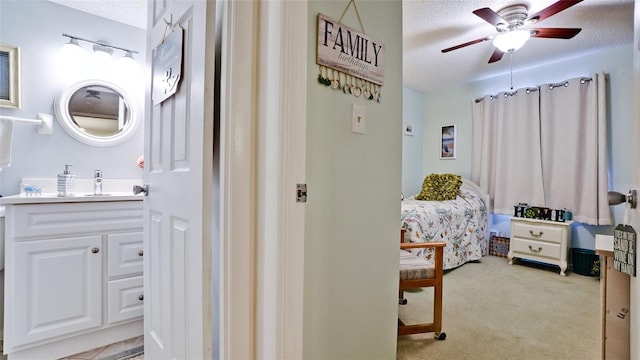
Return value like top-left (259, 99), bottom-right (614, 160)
top-left (398, 229), bottom-right (446, 340)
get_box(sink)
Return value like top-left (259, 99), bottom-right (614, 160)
top-left (0, 178), bottom-right (143, 206)
top-left (19, 177), bottom-right (142, 195)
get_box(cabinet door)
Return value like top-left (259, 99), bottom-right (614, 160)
top-left (10, 236), bottom-right (102, 348)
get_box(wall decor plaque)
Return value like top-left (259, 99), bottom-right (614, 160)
top-left (614, 224), bottom-right (636, 277)
top-left (152, 27), bottom-right (183, 106)
top-left (316, 13), bottom-right (384, 86)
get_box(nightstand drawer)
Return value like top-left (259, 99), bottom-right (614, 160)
top-left (511, 238), bottom-right (562, 259)
top-left (512, 222), bottom-right (564, 244)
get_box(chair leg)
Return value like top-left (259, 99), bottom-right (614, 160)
top-left (399, 289), bottom-right (407, 305)
top-left (433, 283), bottom-right (442, 333)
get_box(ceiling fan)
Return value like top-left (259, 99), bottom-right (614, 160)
top-left (441, 0), bottom-right (583, 63)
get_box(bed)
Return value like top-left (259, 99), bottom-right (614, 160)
top-left (401, 178), bottom-right (490, 270)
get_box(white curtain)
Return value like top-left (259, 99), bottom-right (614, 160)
top-left (539, 73), bottom-right (611, 225)
top-left (472, 72), bottom-right (611, 225)
top-left (472, 89), bottom-right (545, 214)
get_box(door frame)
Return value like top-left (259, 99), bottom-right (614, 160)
top-left (219, 1), bottom-right (307, 359)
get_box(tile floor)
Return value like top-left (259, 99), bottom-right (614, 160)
top-left (58, 335), bottom-right (143, 360)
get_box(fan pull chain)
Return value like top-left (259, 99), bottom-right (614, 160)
top-left (509, 52), bottom-right (514, 91)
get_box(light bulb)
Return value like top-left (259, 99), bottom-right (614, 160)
top-left (115, 51), bottom-right (141, 85)
top-left (60, 38), bottom-right (85, 61)
top-left (493, 30), bottom-right (531, 53)
top-left (118, 51), bottom-right (138, 71)
top-left (90, 43), bottom-right (114, 73)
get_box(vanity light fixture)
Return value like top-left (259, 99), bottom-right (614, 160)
top-left (61, 33), bottom-right (138, 62)
top-left (119, 50), bottom-right (138, 68)
top-left (61, 37), bottom-right (85, 59)
top-left (92, 43), bottom-right (114, 56)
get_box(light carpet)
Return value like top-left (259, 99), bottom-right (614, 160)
top-left (397, 255), bottom-right (600, 360)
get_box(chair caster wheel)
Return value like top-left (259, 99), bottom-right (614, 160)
top-left (435, 332), bottom-right (446, 340)
top-left (399, 298), bottom-right (408, 305)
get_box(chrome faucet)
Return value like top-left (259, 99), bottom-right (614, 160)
top-left (94, 169), bottom-right (103, 195)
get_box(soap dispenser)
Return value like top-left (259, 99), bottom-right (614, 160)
top-left (57, 164), bottom-right (75, 197)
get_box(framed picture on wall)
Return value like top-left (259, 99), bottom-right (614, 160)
top-left (440, 124), bottom-right (456, 159)
top-left (0, 43), bottom-right (21, 109)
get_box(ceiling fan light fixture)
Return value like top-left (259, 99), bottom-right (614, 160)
top-left (84, 90), bottom-right (102, 105)
top-left (493, 30), bottom-right (530, 53)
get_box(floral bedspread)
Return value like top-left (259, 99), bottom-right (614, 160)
top-left (401, 187), bottom-right (489, 270)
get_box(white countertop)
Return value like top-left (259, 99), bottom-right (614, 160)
top-left (1, 177), bottom-right (144, 205)
top-left (0, 193), bottom-right (143, 205)
top-left (595, 234), bottom-right (614, 252)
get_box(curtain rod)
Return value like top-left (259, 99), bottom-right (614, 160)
top-left (474, 87), bottom-right (538, 103)
top-left (0, 114), bottom-right (54, 134)
top-left (548, 77), bottom-right (592, 90)
top-left (474, 77), bottom-right (593, 103)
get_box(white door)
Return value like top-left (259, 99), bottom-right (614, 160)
top-left (630, 2), bottom-right (640, 357)
top-left (143, 0), bottom-right (215, 358)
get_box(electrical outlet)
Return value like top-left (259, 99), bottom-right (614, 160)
top-left (352, 104), bottom-right (365, 134)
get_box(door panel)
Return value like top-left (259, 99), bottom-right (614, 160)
top-left (144, 0), bottom-right (215, 358)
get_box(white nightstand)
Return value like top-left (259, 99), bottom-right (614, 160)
top-left (508, 217), bottom-right (573, 276)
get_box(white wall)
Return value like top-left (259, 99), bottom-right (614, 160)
top-left (402, 87), bottom-right (424, 196)
top-left (416, 44), bottom-right (634, 250)
top-left (304, 1), bottom-right (403, 358)
top-left (0, 1), bottom-right (145, 196)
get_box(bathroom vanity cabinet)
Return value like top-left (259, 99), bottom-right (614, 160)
top-left (1, 196), bottom-right (143, 360)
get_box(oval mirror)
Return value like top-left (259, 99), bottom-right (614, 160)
top-left (54, 79), bottom-right (138, 147)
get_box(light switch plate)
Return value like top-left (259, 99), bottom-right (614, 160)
top-left (352, 104), bottom-right (365, 134)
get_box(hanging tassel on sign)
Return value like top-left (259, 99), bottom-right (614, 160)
top-left (613, 205), bottom-right (637, 277)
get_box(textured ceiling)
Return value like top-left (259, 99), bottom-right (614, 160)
top-left (403, 0), bottom-right (634, 92)
top-left (49, 0), bottom-right (147, 29)
top-left (49, 0), bottom-right (634, 93)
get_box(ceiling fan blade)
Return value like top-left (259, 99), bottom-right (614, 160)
top-left (526, 0), bottom-right (583, 24)
top-left (530, 28), bottom-right (582, 39)
top-left (441, 36), bottom-right (492, 53)
top-left (488, 49), bottom-right (504, 64)
top-left (473, 7), bottom-right (507, 27)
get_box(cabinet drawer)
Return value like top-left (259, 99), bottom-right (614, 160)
top-left (108, 232), bottom-right (143, 278)
top-left (107, 276), bottom-right (144, 324)
top-left (511, 238), bottom-right (562, 260)
top-left (512, 222), bottom-right (565, 244)
top-left (10, 202), bottom-right (142, 239)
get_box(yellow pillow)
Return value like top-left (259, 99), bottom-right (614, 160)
top-left (415, 173), bottom-right (462, 201)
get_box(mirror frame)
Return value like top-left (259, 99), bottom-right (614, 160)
top-left (54, 79), bottom-right (139, 147)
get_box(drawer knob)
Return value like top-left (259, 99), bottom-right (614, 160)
top-left (138, 294), bottom-right (144, 301)
top-left (528, 245), bottom-right (543, 253)
top-left (138, 250), bottom-right (144, 257)
top-left (91, 247), bottom-right (100, 254)
top-left (529, 230), bottom-right (544, 237)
